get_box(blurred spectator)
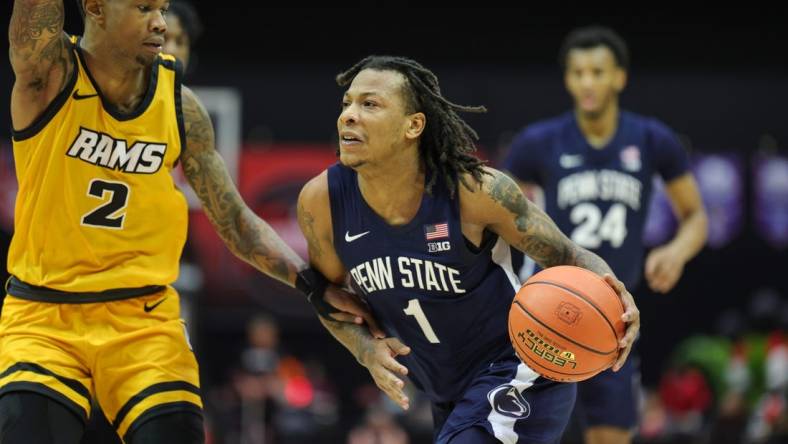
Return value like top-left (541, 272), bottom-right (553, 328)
top-left (347, 385), bottom-right (409, 444)
top-left (206, 314), bottom-right (340, 443)
top-left (347, 407), bottom-right (409, 444)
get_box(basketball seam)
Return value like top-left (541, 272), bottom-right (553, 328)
top-left (508, 323), bottom-right (606, 379)
top-left (523, 280), bottom-right (621, 346)
top-left (513, 300), bottom-right (617, 355)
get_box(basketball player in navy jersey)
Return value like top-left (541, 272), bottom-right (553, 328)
top-left (297, 56), bottom-right (641, 444)
top-left (502, 27), bottom-right (708, 444)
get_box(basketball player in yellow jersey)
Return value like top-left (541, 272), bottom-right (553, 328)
top-left (5, 1), bottom-right (380, 443)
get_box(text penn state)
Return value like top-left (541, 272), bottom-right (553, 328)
top-left (349, 256), bottom-right (465, 294)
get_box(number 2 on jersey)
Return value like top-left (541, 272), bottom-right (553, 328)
top-left (570, 202), bottom-right (627, 248)
top-left (81, 179), bottom-right (130, 229)
top-left (403, 298), bottom-right (440, 344)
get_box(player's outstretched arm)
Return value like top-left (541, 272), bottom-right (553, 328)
top-left (463, 167), bottom-right (639, 371)
top-left (9, 0), bottom-right (73, 130)
top-left (181, 86), bottom-right (304, 286)
top-left (298, 172), bottom-right (410, 409)
top-left (181, 87), bottom-right (383, 328)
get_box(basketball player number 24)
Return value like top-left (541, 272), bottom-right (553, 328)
top-left (404, 299), bottom-right (441, 344)
top-left (81, 179), bottom-right (130, 229)
top-left (570, 203), bottom-right (627, 248)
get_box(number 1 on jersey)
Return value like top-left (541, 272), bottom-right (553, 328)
top-left (403, 298), bottom-right (440, 344)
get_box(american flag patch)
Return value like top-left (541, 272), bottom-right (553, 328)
top-left (424, 222), bottom-right (449, 240)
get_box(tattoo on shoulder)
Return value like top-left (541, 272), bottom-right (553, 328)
top-left (487, 171), bottom-right (530, 231)
top-left (487, 171), bottom-right (573, 267)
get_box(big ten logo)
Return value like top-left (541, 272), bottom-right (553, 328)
top-left (517, 329), bottom-right (577, 369)
top-left (427, 241), bottom-right (451, 253)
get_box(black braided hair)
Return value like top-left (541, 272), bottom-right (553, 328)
top-left (337, 55), bottom-right (489, 197)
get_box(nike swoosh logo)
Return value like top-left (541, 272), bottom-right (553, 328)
top-left (144, 297), bottom-right (168, 313)
top-left (345, 231), bottom-right (370, 242)
top-left (72, 90), bottom-right (99, 100)
top-left (559, 154), bottom-right (583, 169)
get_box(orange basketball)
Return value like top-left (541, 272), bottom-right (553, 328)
top-left (508, 265), bottom-right (625, 382)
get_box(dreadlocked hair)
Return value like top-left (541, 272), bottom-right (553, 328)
top-left (336, 55), bottom-right (489, 198)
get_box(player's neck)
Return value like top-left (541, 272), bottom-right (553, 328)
top-left (575, 102), bottom-right (619, 149)
top-left (357, 155), bottom-right (425, 227)
top-left (79, 37), bottom-right (150, 112)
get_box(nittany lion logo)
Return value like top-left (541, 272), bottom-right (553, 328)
top-left (487, 384), bottom-right (531, 419)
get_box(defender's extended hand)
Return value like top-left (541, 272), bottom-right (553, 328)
top-left (358, 337), bottom-right (411, 410)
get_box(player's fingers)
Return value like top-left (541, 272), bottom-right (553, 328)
top-left (651, 271), bottom-right (675, 293)
top-left (326, 292), bottom-right (385, 337)
top-left (645, 274), bottom-right (661, 292)
top-left (325, 291), bottom-right (365, 316)
top-left (613, 343), bottom-right (633, 372)
top-left (328, 312), bottom-right (363, 324)
top-left (654, 278), bottom-right (670, 293)
top-left (614, 317), bottom-right (639, 372)
top-left (649, 255), bottom-right (666, 276)
top-left (362, 313), bottom-right (386, 339)
top-left (616, 289), bottom-right (638, 322)
top-left (621, 298), bottom-right (640, 323)
top-left (644, 254), bottom-right (658, 279)
top-left (603, 274), bottom-right (625, 295)
top-left (375, 370), bottom-right (409, 409)
top-left (619, 315), bottom-right (640, 349)
top-left (385, 337), bottom-right (412, 356)
top-left (381, 354), bottom-right (409, 376)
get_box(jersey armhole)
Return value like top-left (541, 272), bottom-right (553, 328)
top-left (172, 58), bottom-right (186, 167)
top-left (326, 165), bottom-right (345, 251)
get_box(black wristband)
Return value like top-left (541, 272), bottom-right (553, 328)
top-left (296, 267), bottom-right (339, 319)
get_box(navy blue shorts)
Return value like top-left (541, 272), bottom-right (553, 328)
top-left (573, 354), bottom-right (640, 429)
top-left (432, 354), bottom-right (576, 444)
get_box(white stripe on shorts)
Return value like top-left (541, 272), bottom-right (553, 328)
top-left (486, 363), bottom-right (540, 444)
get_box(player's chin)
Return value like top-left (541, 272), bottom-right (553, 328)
top-left (134, 52), bottom-right (159, 67)
top-left (582, 108), bottom-right (608, 121)
top-left (339, 151), bottom-right (366, 170)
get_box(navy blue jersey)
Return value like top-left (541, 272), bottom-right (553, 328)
top-left (328, 164), bottom-right (524, 403)
top-left (503, 110), bottom-right (689, 288)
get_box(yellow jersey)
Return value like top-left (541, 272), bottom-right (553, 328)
top-left (8, 37), bottom-right (188, 293)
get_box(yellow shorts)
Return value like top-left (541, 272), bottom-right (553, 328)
top-left (0, 287), bottom-right (202, 439)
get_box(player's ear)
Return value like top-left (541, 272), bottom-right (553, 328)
top-left (614, 68), bottom-right (627, 93)
top-left (405, 112), bottom-right (426, 141)
top-left (83, 0), bottom-right (106, 26)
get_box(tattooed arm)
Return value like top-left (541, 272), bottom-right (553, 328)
top-left (180, 86), bottom-right (303, 285)
top-left (460, 167), bottom-right (639, 370)
top-left (180, 88), bottom-right (382, 331)
top-left (297, 173), bottom-right (410, 409)
top-left (483, 169), bottom-right (613, 276)
top-left (9, 0), bottom-right (73, 130)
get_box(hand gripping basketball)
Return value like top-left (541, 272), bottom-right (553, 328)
top-left (508, 266), bottom-right (636, 382)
